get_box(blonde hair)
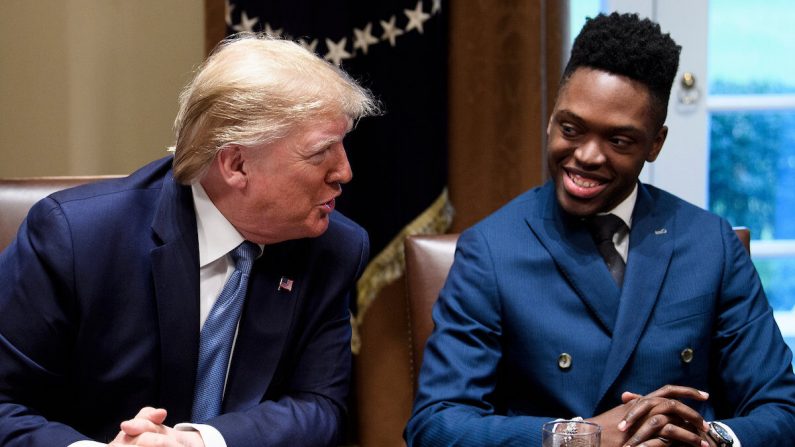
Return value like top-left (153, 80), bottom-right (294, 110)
top-left (171, 33), bottom-right (379, 183)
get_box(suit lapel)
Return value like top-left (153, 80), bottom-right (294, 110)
top-left (528, 184), bottom-right (622, 334)
top-left (150, 174), bottom-right (200, 424)
top-left (594, 184), bottom-right (674, 408)
top-left (222, 239), bottom-right (303, 412)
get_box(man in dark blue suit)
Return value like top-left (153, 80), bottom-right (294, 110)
top-left (0, 34), bottom-right (378, 446)
top-left (406, 13), bottom-right (795, 447)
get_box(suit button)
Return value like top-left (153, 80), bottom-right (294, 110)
top-left (680, 347), bottom-right (694, 363)
top-left (558, 353), bottom-right (572, 370)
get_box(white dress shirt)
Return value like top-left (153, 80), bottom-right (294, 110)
top-left (598, 183), bottom-right (636, 263)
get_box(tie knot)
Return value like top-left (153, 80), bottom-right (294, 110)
top-left (230, 241), bottom-right (260, 273)
top-left (588, 214), bottom-right (626, 244)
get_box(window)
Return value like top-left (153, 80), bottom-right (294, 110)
top-left (707, 0), bottom-right (795, 355)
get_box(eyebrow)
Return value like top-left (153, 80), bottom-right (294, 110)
top-left (553, 109), bottom-right (588, 128)
top-left (554, 109), bottom-right (645, 136)
top-left (307, 136), bottom-right (343, 153)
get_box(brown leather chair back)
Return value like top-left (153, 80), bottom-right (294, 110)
top-left (404, 233), bottom-right (459, 391)
top-left (403, 227), bottom-right (751, 392)
top-left (0, 176), bottom-right (120, 252)
top-left (734, 226), bottom-right (750, 253)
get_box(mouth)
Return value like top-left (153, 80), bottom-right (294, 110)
top-left (562, 168), bottom-right (608, 199)
top-left (320, 197), bottom-right (336, 213)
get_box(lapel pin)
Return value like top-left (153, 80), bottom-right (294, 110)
top-left (654, 228), bottom-right (668, 235)
top-left (278, 276), bottom-right (294, 292)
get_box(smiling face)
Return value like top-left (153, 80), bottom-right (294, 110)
top-left (214, 114), bottom-right (353, 244)
top-left (547, 67), bottom-right (668, 217)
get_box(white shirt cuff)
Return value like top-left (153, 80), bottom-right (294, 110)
top-left (175, 422), bottom-right (227, 447)
top-left (713, 421), bottom-right (741, 447)
top-left (69, 442), bottom-right (106, 447)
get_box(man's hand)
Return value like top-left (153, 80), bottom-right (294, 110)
top-left (587, 385), bottom-right (711, 447)
top-left (586, 403), bottom-right (635, 446)
top-left (108, 407), bottom-right (205, 447)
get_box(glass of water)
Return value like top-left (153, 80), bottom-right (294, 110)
top-left (542, 420), bottom-right (600, 447)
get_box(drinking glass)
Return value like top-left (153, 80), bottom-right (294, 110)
top-left (541, 420), bottom-right (600, 447)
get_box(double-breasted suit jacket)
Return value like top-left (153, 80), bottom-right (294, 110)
top-left (406, 181), bottom-right (795, 446)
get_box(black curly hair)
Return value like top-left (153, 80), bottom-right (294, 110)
top-left (562, 12), bottom-right (682, 128)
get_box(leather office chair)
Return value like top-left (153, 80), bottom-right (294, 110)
top-left (404, 233), bottom-right (459, 391)
top-left (0, 176), bottom-right (120, 252)
top-left (404, 227), bottom-right (751, 392)
top-left (734, 227), bottom-right (750, 254)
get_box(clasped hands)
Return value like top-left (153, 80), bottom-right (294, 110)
top-left (108, 407), bottom-right (205, 447)
top-left (106, 386), bottom-right (716, 447)
top-left (586, 385), bottom-right (716, 447)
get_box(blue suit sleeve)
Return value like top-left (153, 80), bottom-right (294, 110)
top-left (405, 229), bottom-right (553, 447)
top-left (0, 198), bottom-right (91, 446)
top-left (711, 221), bottom-right (795, 445)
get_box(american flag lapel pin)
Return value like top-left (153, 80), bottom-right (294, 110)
top-left (278, 276), bottom-right (294, 292)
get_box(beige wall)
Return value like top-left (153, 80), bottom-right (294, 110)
top-left (0, 1), bottom-right (204, 177)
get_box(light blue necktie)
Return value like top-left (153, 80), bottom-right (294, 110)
top-left (192, 241), bottom-right (260, 422)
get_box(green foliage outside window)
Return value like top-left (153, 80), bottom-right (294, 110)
top-left (708, 81), bottom-right (795, 312)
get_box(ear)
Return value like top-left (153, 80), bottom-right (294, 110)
top-left (215, 144), bottom-right (249, 189)
top-left (546, 117), bottom-right (553, 136)
top-left (646, 125), bottom-right (668, 162)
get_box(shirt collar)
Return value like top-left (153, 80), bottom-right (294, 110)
top-left (191, 182), bottom-right (246, 268)
top-left (599, 183), bottom-right (638, 229)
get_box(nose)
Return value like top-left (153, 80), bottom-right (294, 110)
top-left (573, 138), bottom-right (606, 168)
top-left (326, 145), bottom-right (353, 185)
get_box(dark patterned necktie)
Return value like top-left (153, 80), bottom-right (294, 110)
top-left (192, 241), bottom-right (260, 422)
top-left (587, 214), bottom-right (627, 287)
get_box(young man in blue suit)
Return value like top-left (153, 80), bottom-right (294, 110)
top-left (406, 13), bottom-right (795, 447)
top-left (0, 34), bottom-right (378, 446)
